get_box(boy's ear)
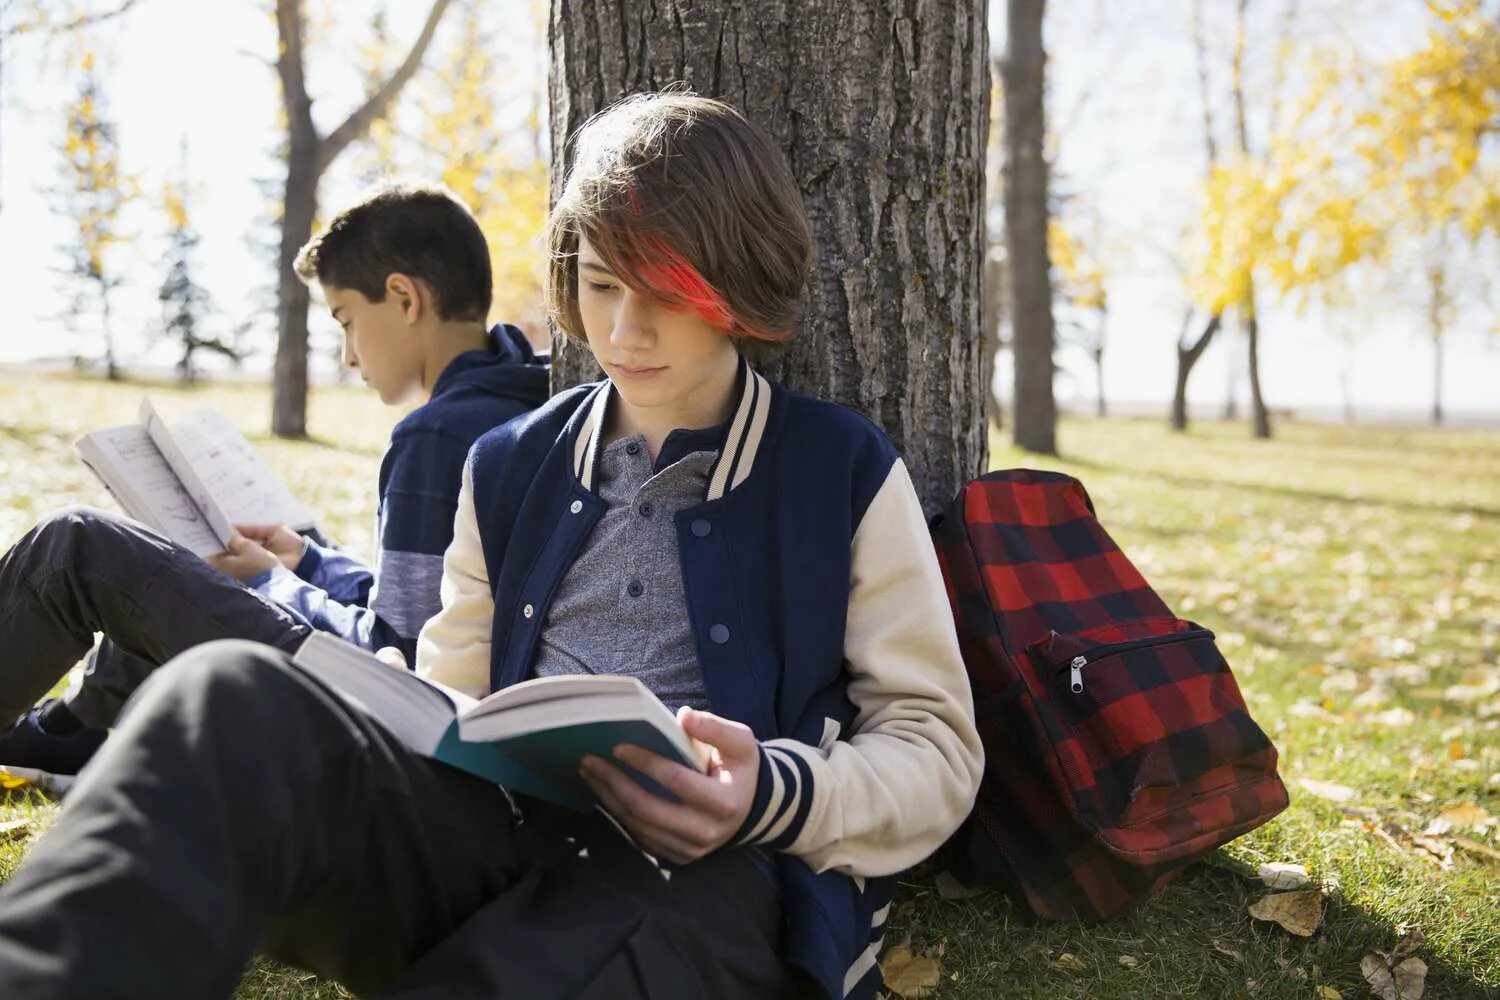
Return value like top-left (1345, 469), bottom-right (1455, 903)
top-left (385, 273), bottom-right (426, 325)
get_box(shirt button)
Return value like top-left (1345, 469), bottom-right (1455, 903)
top-left (627, 580), bottom-right (645, 598)
top-left (691, 519), bottom-right (711, 537)
top-left (569, 499), bottom-right (583, 514)
top-left (638, 501), bottom-right (654, 518)
top-left (523, 603), bottom-right (534, 619)
top-left (625, 441), bottom-right (641, 456)
top-left (709, 624), bottom-right (730, 644)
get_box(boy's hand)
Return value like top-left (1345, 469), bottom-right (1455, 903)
top-left (206, 532), bottom-right (282, 582)
top-left (234, 523), bottom-right (307, 572)
top-left (580, 708), bottom-right (760, 865)
top-left (374, 647), bottom-right (408, 670)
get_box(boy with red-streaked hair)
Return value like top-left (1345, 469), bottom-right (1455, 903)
top-left (0, 92), bottom-right (982, 1000)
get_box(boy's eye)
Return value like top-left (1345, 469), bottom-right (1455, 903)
top-left (584, 280), bottom-right (617, 293)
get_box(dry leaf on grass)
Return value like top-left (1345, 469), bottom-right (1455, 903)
top-left (1317, 987), bottom-right (1343, 999)
top-left (1409, 834), bottom-right (1454, 868)
top-left (1449, 835), bottom-right (1500, 864)
top-left (1361, 954), bottom-right (1427, 1000)
top-left (1248, 890), bottom-right (1323, 937)
top-left (0, 819), bottom-right (30, 842)
top-left (879, 943), bottom-right (941, 999)
top-left (1054, 952), bottom-right (1087, 972)
top-left (1117, 955), bottom-right (1140, 969)
top-left (933, 870), bottom-right (986, 901)
top-left (1435, 803), bottom-right (1495, 832)
top-left (1212, 938), bottom-right (1244, 962)
top-left (1300, 778), bottom-right (1358, 802)
top-left (1258, 862), bottom-right (1311, 889)
top-left (0, 771), bottom-right (31, 791)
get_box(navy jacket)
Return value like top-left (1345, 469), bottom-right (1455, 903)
top-left (419, 363), bottom-right (982, 999)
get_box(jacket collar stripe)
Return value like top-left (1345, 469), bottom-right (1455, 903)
top-left (731, 370), bottom-right (772, 492)
top-left (574, 382), bottom-right (612, 490)
top-left (706, 359), bottom-right (756, 501)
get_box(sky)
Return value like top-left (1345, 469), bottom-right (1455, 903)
top-left (0, 0), bottom-right (1496, 422)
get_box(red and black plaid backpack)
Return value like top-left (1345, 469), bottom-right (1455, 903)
top-left (932, 469), bottom-right (1288, 921)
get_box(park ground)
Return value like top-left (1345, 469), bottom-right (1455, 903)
top-left (0, 372), bottom-right (1495, 999)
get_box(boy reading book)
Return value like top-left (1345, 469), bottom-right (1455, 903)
top-left (0, 93), bottom-right (982, 1000)
top-left (0, 183), bottom-right (547, 787)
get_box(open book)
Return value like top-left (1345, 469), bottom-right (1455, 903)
top-left (291, 632), bottom-right (708, 811)
top-left (74, 400), bottom-right (318, 558)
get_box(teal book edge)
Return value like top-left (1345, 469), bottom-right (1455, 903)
top-left (434, 718), bottom-right (698, 812)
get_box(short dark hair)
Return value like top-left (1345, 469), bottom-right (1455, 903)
top-left (545, 91), bottom-right (812, 347)
top-left (295, 183), bottom-right (492, 323)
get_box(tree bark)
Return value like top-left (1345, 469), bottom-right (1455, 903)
top-left (1246, 306), bottom-right (1269, 438)
top-left (271, 0), bottom-right (453, 438)
top-left (1002, 0), bottom-right (1055, 455)
top-left (548, 0), bottom-right (990, 515)
top-left (1171, 310), bottom-right (1221, 432)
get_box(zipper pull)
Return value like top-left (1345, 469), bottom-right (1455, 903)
top-left (1069, 655), bottom-right (1086, 694)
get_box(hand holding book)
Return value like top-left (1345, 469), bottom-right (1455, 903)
top-left (579, 707), bottom-right (761, 865)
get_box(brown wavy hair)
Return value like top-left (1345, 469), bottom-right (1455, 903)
top-left (545, 91), bottom-right (812, 348)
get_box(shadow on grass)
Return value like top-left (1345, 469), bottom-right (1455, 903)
top-left (887, 852), bottom-right (1500, 999)
top-left (1059, 454), bottom-right (1500, 522)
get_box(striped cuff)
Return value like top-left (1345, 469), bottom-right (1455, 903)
top-left (732, 742), bottom-right (817, 852)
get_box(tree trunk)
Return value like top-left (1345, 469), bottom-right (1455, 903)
top-left (100, 287), bottom-right (119, 381)
top-left (548, 0), bottom-right (990, 515)
top-left (273, 107), bottom-right (319, 437)
top-left (1246, 302), bottom-right (1270, 438)
top-left (271, 0), bottom-right (453, 438)
top-left (1093, 307), bottom-right (1107, 418)
top-left (1171, 310), bottom-right (1221, 432)
top-left (1003, 0), bottom-right (1055, 455)
top-left (1430, 268), bottom-right (1445, 427)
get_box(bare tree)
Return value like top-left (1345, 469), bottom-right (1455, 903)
top-left (270, 0), bottom-right (453, 437)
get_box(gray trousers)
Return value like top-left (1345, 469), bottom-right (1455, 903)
top-left (0, 641), bottom-right (798, 998)
top-left (0, 507), bottom-right (311, 726)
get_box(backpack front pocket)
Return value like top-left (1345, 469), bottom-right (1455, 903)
top-left (1026, 619), bottom-right (1276, 833)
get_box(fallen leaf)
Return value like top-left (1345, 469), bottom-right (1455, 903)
top-left (1259, 862), bottom-right (1311, 889)
top-left (1437, 803), bottom-right (1494, 832)
top-left (0, 771), bottom-right (30, 791)
top-left (1248, 890), bottom-right (1323, 937)
top-left (1410, 835), bottom-right (1454, 868)
top-left (1316, 987), bottom-right (1342, 999)
top-left (1300, 778), bottom-right (1358, 803)
top-left (934, 870), bottom-right (985, 901)
top-left (880, 943), bottom-right (941, 998)
top-left (0, 819), bottom-right (29, 842)
top-left (1055, 952), bottom-right (1087, 972)
top-left (1369, 708), bottom-right (1415, 727)
top-left (1117, 955), bottom-right (1140, 969)
top-left (1447, 740), bottom-right (1466, 760)
top-left (1361, 953), bottom-right (1427, 1000)
top-left (1212, 938), bottom-right (1244, 962)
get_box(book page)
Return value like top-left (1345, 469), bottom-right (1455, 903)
top-left (73, 425), bottom-right (225, 557)
top-left (152, 405), bottom-right (318, 531)
top-left (140, 400), bottom-right (234, 547)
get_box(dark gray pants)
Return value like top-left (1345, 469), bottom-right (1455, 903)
top-left (0, 641), bottom-right (796, 999)
top-left (0, 507), bottom-right (310, 727)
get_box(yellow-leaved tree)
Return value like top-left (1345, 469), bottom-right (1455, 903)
top-left (420, 0), bottom-right (548, 343)
top-left (52, 47), bottom-right (135, 379)
top-left (1048, 212), bottom-right (1109, 416)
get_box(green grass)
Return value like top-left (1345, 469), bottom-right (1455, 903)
top-left (1, 373), bottom-right (1496, 998)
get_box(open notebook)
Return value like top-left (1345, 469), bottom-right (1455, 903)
top-left (74, 400), bottom-right (317, 557)
top-left (291, 632), bottom-right (708, 811)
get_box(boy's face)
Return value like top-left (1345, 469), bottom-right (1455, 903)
top-left (576, 235), bottom-right (740, 424)
top-left (323, 282), bottom-right (424, 405)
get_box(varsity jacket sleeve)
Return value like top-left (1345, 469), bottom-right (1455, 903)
top-left (733, 458), bottom-right (984, 877)
top-left (413, 458), bottom-right (493, 699)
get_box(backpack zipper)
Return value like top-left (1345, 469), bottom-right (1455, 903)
top-left (1062, 627), bottom-right (1215, 693)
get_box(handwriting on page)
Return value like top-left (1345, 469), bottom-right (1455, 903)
top-left (89, 426), bottom-right (222, 555)
top-left (168, 411), bottom-right (317, 529)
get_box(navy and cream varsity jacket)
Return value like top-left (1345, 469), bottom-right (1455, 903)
top-left (417, 363), bottom-right (983, 1000)
top-left (254, 323), bottom-right (548, 663)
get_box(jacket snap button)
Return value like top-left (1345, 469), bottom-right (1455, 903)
top-left (627, 580), bottom-right (645, 598)
top-left (569, 500), bottom-right (583, 514)
top-left (523, 603), bottom-right (534, 619)
top-left (691, 519), bottom-right (711, 537)
top-left (709, 624), bottom-right (730, 644)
